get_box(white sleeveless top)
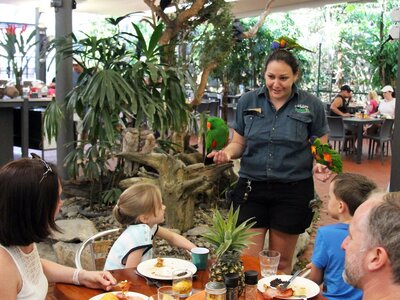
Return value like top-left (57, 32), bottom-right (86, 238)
top-left (104, 224), bottom-right (158, 270)
top-left (0, 244), bottom-right (48, 300)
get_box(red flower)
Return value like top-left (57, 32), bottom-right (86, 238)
top-left (6, 24), bottom-right (16, 35)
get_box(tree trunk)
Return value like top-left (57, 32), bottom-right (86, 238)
top-left (118, 151), bottom-right (233, 231)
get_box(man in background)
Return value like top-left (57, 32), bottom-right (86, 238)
top-left (330, 85), bottom-right (353, 117)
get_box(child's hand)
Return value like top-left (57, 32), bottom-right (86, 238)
top-left (305, 262), bottom-right (312, 269)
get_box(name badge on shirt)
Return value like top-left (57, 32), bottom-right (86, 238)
top-left (244, 108), bottom-right (264, 117)
top-left (294, 104), bottom-right (310, 113)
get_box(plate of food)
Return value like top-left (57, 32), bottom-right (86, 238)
top-left (137, 257), bottom-right (197, 280)
top-left (90, 291), bottom-right (149, 300)
top-left (257, 275), bottom-right (320, 299)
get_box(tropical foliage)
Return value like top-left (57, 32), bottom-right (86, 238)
top-left (44, 19), bottom-right (189, 203)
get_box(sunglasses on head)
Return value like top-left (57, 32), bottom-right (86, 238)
top-left (31, 153), bottom-right (53, 183)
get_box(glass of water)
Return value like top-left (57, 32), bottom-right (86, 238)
top-left (259, 250), bottom-right (281, 277)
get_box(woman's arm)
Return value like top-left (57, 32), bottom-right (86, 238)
top-left (207, 131), bottom-right (246, 163)
top-left (156, 227), bottom-right (196, 251)
top-left (41, 259), bottom-right (116, 290)
top-left (0, 248), bottom-right (19, 299)
top-left (125, 248), bottom-right (145, 269)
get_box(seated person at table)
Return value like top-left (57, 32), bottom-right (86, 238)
top-left (377, 85), bottom-right (396, 119)
top-left (104, 183), bottom-right (196, 270)
top-left (307, 173), bottom-right (377, 300)
top-left (341, 192), bottom-right (400, 299)
top-left (330, 85), bottom-right (357, 141)
top-left (330, 85), bottom-right (353, 117)
top-left (367, 85), bottom-right (396, 135)
top-left (366, 90), bottom-right (379, 115)
top-left (0, 157), bottom-right (117, 300)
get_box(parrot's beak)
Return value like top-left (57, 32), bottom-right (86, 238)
top-left (207, 122), bottom-right (211, 130)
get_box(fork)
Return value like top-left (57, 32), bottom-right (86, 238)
top-left (135, 270), bottom-right (161, 288)
top-left (277, 268), bottom-right (303, 291)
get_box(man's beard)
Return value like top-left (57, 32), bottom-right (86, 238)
top-left (343, 254), bottom-right (364, 288)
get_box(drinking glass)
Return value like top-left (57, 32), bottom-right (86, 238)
top-left (172, 269), bottom-right (193, 297)
top-left (158, 286), bottom-right (179, 300)
top-left (259, 250), bottom-right (280, 277)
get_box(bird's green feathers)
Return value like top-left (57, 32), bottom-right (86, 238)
top-left (311, 137), bottom-right (343, 173)
top-left (205, 117), bottom-right (229, 154)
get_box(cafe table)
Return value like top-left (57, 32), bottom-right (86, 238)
top-left (343, 116), bottom-right (383, 164)
top-left (54, 255), bottom-right (325, 300)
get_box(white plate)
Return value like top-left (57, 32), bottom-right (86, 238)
top-left (257, 275), bottom-right (320, 299)
top-left (137, 258), bottom-right (197, 280)
top-left (90, 291), bottom-right (149, 300)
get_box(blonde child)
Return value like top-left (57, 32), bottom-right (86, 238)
top-left (104, 183), bottom-right (196, 270)
top-left (308, 173), bottom-right (377, 300)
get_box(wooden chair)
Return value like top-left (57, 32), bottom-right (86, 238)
top-left (75, 228), bottom-right (121, 271)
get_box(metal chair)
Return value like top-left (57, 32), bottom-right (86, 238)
top-left (327, 116), bottom-right (354, 153)
top-left (363, 118), bottom-right (394, 164)
top-left (75, 228), bottom-right (121, 270)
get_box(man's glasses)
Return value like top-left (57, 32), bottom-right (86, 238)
top-left (31, 153), bottom-right (53, 183)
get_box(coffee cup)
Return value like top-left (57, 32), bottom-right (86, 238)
top-left (190, 247), bottom-right (209, 270)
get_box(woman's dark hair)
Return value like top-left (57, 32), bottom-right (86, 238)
top-left (0, 158), bottom-right (61, 246)
top-left (264, 49), bottom-right (299, 75)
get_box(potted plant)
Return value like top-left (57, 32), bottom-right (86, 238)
top-left (0, 24), bottom-right (37, 95)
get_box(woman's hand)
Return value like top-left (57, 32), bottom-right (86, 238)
top-left (79, 270), bottom-right (117, 291)
top-left (207, 150), bottom-right (231, 164)
top-left (313, 163), bottom-right (332, 182)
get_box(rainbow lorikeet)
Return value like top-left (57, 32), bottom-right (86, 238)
top-left (204, 117), bottom-right (229, 164)
top-left (271, 36), bottom-right (314, 52)
top-left (311, 137), bottom-right (343, 174)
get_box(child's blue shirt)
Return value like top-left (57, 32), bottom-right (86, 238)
top-left (312, 223), bottom-right (362, 300)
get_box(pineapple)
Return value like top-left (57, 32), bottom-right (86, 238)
top-left (201, 205), bottom-right (258, 295)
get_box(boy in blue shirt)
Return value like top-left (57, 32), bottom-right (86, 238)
top-left (308, 173), bottom-right (377, 300)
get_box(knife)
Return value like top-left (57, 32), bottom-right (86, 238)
top-left (135, 270), bottom-right (162, 288)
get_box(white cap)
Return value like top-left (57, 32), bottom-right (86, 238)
top-left (381, 85), bottom-right (394, 93)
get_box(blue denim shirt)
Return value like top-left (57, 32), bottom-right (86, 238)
top-left (234, 85), bottom-right (328, 182)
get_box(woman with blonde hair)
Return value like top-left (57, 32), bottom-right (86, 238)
top-left (104, 183), bottom-right (196, 270)
top-left (366, 90), bottom-right (379, 115)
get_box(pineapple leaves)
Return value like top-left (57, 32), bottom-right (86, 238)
top-left (202, 204), bottom-right (259, 259)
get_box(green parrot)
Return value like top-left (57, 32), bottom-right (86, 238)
top-left (204, 116), bottom-right (229, 164)
top-left (311, 137), bottom-right (343, 174)
top-left (271, 36), bottom-right (314, 52)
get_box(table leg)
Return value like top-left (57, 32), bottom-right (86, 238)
top-left (0, 107), bottom-right (14, 166)
top-left (21, 97), bottom-right (29, 157)
top-left (356, 124), bottom-right (363, 164)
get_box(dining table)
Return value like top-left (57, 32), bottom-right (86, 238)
top-left (54, 255), bottom-right (326, 300)
top-left (343, 116), bottom-right (384, 164)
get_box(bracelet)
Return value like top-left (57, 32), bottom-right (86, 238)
top-left (72, 269), bottom-right (81, 285)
